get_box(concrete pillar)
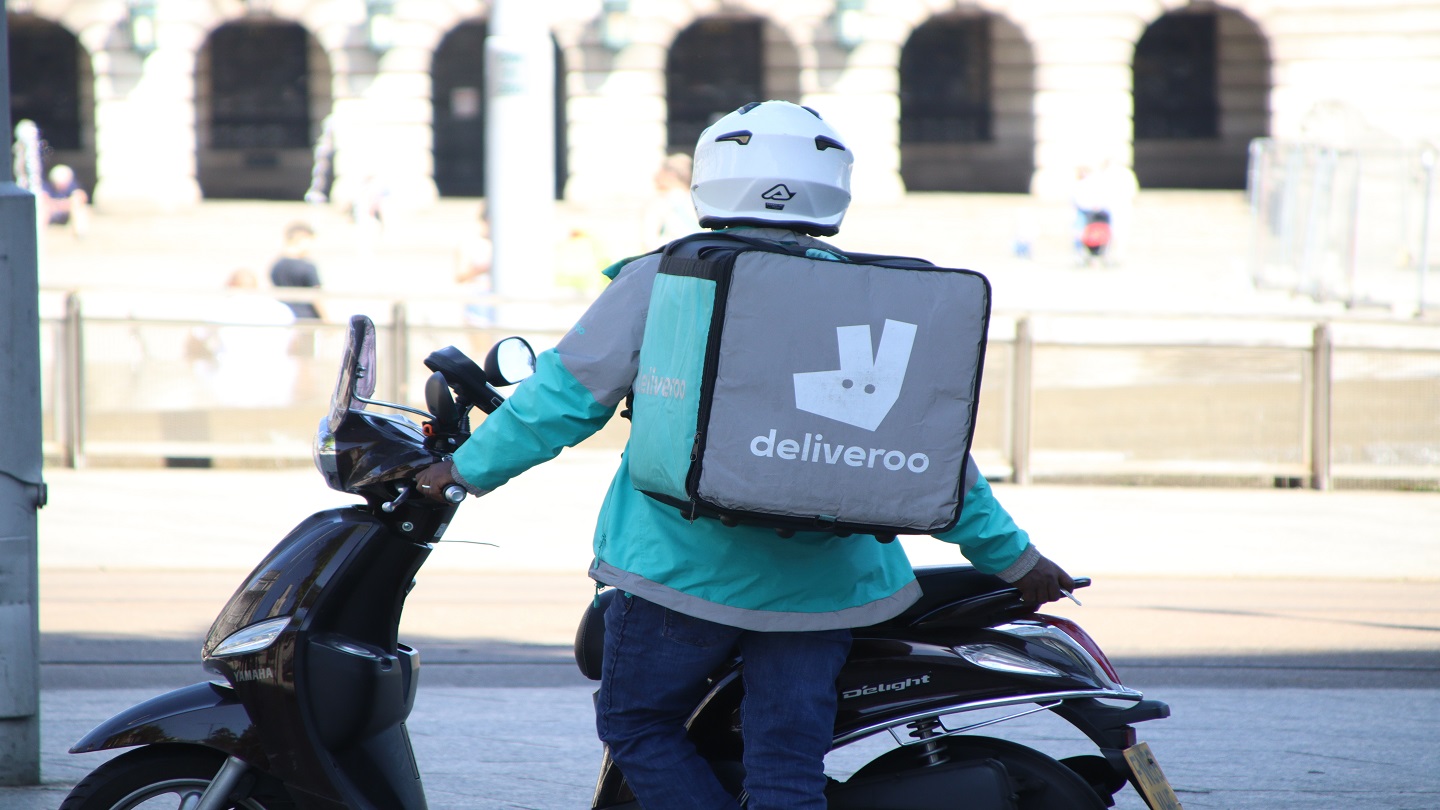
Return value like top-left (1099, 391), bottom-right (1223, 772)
top-left (328, 39), bottom-right (439, 211)
top-left (782, 5), bottom-right (905, 202)
top-left (0, 7), bottom-right (44, 785)
top-left (803, 36), bottom-right (906, 204)
top-left (89, 31), bottom-right (202, 211)
top-left (562, 18), bottom-right (671, 205)
top-left (486, 0), bottom-right (556, 301)
top-left (1026, 13), bottom-right (1139, 200)
top-left (800, 3), bottom-right (898, 201)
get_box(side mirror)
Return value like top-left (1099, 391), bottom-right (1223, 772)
top-left (484, 337), bottom-right (537, 386)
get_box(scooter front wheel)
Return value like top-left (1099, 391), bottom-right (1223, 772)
top-left (61, 745), bottom-right (293, 810)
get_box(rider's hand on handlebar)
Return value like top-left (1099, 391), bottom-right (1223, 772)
top-left (1014, 554), bottom-right (1076, 605)
top-left (415, 460), bottom-right (460, 503)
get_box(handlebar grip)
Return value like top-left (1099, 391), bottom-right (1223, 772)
top-left (443, 485), bottom-right (466, 504)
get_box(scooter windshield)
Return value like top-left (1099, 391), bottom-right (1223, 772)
top-left (328, 315), bottom-right (379, 432)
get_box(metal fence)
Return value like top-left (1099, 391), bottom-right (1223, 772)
top-left (1248, 138), bottom-right (1439, 316)
top-left (38, 293), bottom-right (1440, 491)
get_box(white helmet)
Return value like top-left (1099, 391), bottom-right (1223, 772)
top-left (691, 101), bottom-right (854, 237)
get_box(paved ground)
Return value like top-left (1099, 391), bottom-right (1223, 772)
top-left (20, 685), bottom-right (1440, 810)
top-left (10, 460), bottom-right (1440, 809)
top-left (7, 192), bottom-right (1440, 807)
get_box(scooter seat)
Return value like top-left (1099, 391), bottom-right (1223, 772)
top-left (856, 564), bottom-right (1013, 632)
top-left (573, 566), bottom-right (1012, 679)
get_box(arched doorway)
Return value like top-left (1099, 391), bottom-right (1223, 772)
top-left (898, 11), bottom-right (1035, 192)
top-left (6, 13), bottom-right (95, 192)
top-left (665, 16), bottom-right (800, 155)
top-left (196, 19), bottom-right (331, 199)
top-left (1132, 5), bottom-right (1270, 189)
top-left (430, 21), bottom-right (569, 199)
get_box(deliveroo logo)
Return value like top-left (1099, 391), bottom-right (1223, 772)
top-left (793, 320), bottom-right (917, 431)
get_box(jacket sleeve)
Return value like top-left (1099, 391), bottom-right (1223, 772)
top-left (931, 457), bottom-right (1038, 581)
top-left (449, 255), bottom-right (661, 493)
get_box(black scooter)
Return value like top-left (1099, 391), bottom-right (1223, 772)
top-left (62, 315), bottom-right (1176, 810)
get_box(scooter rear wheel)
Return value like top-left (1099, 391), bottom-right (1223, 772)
top-left (60, 745), bottom-right (294, 810)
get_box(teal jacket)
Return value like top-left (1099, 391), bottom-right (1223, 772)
top-left (450, 228), bottom-right (1037, 631)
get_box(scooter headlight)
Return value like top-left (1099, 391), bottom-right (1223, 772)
top-left (313, 416), bottom-right (341, 491)
top-left (212, 615), bottom-right (292, 657)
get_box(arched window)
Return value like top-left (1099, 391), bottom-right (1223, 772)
top-left (432, 21), bottom-right (489, 197)
top-left (7, 13), bottom-right (94, 188)
top-left (665, 18), bottom-right (764, 154)
top-left (1134, 13), bottom-right (1218, 139)
top-left (197, 20), bottom-right (331, 199)
top-left (431, 21), bottom-right (568, 198)
top-left (208, 22), bottom-right (312, 149)
top-left (1132, 7), bottom-right (1271, 189)
top-left (901, 15), bottom-right (991, 144)
top-left (8, 14), bottom-right (83, 149)
top-left (898, 12), bottom-right (1035, 192)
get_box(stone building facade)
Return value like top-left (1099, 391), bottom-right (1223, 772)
top-left (8, 0), bottom-right (1439, 212)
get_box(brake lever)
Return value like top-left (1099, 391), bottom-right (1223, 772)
top-left (382, 484), bottom-right (414, 513)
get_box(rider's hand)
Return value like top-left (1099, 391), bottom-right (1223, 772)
top-left (415, 460), bottom-right (459, 502)
top-left (1014, 554), bottom-right (1076, 605)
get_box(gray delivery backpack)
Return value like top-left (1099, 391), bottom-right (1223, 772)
top-left (627, 232), bottom-right (990, 538)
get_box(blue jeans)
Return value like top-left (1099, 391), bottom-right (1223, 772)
top-left (596, 593), bottom-right (852, 810)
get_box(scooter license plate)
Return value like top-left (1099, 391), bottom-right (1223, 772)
top-left (1123, 742), bottom-right (1183, 810)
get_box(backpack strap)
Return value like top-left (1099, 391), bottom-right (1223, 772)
top-left (662, 231), bottom-right (938, 270)
top-left (842, 252), bottom-right (936, 269)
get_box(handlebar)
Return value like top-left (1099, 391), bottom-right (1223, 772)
top-left (385, 481), bottom-right (465, 511)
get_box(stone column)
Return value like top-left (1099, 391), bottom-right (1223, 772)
top-left (89, 29), bottom-right (202, 211)
top-left (802, 33), bottom-right (906, 204)
top-left (1025, 12), bottom-right (1140, 200)
top-left (562, 24), bottom-right (670, 205)
top-left (327, 40), bottom-right (439, 212)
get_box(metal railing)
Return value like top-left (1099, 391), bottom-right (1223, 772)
top-left (38, 293), bottom-right (1440, 490)
top-left (1248, 138), bottom-right (1439, 316)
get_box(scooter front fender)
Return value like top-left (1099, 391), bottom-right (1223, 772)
top-left (70, 681), bottom-right (265, 767)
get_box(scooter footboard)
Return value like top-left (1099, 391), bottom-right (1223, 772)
top-left (69, 681), bottom-right (264, 766)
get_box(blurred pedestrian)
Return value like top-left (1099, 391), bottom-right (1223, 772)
top-left (1011, 210), bottom-right (1039, 260)
top-left (1097, 157), bottom-right (1139, 263)
top-left (1071, 165), bottom-right (1112, 267)
top-left (640, 152), bottom-right (698, 248)
top-left (269, 221), bottom-right (324, 320)
top-left (12, 119), bottom-right (42, 194)
top-left (350, 174), bottom-right (388, 241)
top-left (42, 164), bottom-right (90, 238)
top-left (455, 204), bottom-right (494, 327)
top-left (555, 227), bottom-right (610, 298)
top-left (190, 269), bottom-right (298, 408)
top-left (305, 115), bottom-right (336, 205)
